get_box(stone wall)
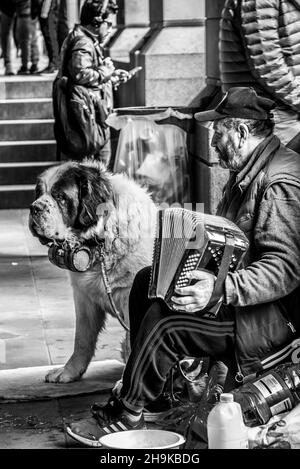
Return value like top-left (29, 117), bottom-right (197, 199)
top-left (109, 0), bottom-right (206, 108)
top-left (134, 0), bottom-right (206, 107)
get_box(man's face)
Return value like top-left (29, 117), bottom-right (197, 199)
top-left (211, 120), bottom-right (245, 171)
top-left (97, 13), bottom-right (114, 43)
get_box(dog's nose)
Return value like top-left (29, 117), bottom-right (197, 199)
top-left (30, 203), bottom-right (42, 216)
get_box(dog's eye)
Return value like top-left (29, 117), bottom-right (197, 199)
top-left (56, 193), bottom-right (67, 205)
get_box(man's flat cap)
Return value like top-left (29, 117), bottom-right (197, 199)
top-left (195, 87), bottom-right (275, 122)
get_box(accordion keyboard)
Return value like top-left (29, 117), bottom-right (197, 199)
top-left (210, 246), bottom-right (238, 269)
top-left (175, 253), bottom-right (201, 288)
top-left (174, 244), bottom-right (241, 290)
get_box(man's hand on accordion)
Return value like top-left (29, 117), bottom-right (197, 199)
top-left (171, 270), bottom-right (217, 313)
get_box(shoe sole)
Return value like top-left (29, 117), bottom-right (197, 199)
top-left (143, 410), bottom-right (172, 423)
top-left (66, 426), bottom-right (102, 448)
top-left (39, 71), bottom-right (58, 75)
top-left (66, 423), bottom-right (147, 447)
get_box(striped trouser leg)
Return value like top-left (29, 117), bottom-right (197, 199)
top-left (128, 266), bottom-right (156, 347)
top-left (120, 300), bottom-right (235, 409)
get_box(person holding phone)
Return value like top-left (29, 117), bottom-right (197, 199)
top-left (54, 0), bottom-right (130, 164)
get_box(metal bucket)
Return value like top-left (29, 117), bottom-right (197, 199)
top-left (99, 429), bottom-right (185, 449)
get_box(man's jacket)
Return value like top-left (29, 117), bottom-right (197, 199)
top-left (60, 24), bottom-right (114, 112)
top-left (217, 135), bottom-right (300, 376)
top-left (220, 0), bottom-right (300, 112)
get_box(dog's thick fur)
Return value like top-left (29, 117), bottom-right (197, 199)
top-left (29, 159), bottom-right (156, 383)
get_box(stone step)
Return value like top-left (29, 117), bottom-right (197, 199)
top-left (0, 76), bottom-right (53, 99)
top-left (0, 162), bottom-right (59, 185)
top-left (0, 184), bottom-right (35, 209)
top-left (0, 140), bottom-right (57, 162)
top-left (0, 99), bottom-right (53, 120)
top-left (0, 119), bottom-right (54, 141)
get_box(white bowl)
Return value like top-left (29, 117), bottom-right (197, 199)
top-left (99, 429), bottom-right (185, 449)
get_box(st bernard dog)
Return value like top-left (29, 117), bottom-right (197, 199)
top-left (29, 159), bottom-right (157, 383)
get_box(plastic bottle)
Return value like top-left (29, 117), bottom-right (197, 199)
top-left (230, 363), bottom-right (300, 427)
top-left (207, 393), bottom-right (249, 449)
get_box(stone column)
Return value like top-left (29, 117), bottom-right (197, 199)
top-left (135, 0), bottom-right (206, 107)
top-left (206, 0), bottom-right (226, 89)
top-left (190, 0), bottom-right (228, 215)
top-left (109, 0), bottom-right (151, 107)
top-left (109, 0), bottom-right (150, 64)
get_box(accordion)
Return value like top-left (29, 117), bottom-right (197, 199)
top-left (148, 208), bottom-right (249, 315)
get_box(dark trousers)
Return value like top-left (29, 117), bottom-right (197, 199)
top-left (39, 0), bottom-right (59, 67)
top-left (119, 267), bottom-right (236, 410)
top-left (16, 15), bottom-right (39, 68)
top-left (0, 12), bottom-right (14, 68)
top-left (57, 0), bottom-right (68, 49)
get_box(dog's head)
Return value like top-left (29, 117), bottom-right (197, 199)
top-left (29, 160), bottom-right (112, 244)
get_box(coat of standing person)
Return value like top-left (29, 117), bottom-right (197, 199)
top-left (219, 0), bottom-right (300, 154)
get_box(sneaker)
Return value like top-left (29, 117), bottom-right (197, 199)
top-left (38, 65), bottom-right (58, 75)
top-left (30, 64), bottom-right (39, 74)
top-left (66, 397), bottom-right (146, 448)
top-left (143, 394), bottom-right (182, 423)
top-left (5, 66), bottom-right (14, 76)
top-left (17, 66), bottom-right (29, 75)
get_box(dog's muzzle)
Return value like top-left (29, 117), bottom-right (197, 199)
top-left (48, 243), bottom-right (100, 273)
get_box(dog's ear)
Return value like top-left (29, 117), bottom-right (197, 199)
top-left (77, 165), bottom-right (112, 228)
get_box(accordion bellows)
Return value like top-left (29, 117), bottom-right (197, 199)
top-left (148, 208), bottom-right (249, 313)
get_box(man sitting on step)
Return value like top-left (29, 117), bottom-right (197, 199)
top-left (66, 87), bottom-right (300, 447)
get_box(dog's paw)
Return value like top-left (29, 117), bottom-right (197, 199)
top-left (45, 366), bottom-right (81, 383)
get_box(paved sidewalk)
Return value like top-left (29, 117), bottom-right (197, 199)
top-left (0, 209), bottom-right (125, 370)
top-left (0, 209), bottom-right (125, 449)
top-left (0, 391), bottom-right (111, 449)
